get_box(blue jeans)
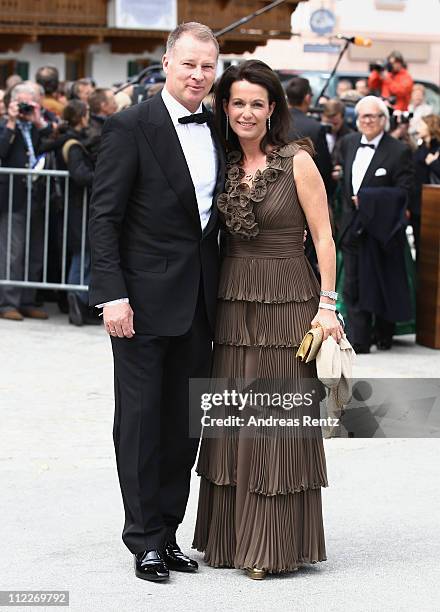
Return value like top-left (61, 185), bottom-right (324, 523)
top-left (68, 251), bottom-right (90, 305)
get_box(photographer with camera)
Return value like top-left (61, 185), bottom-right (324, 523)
top-left (0, 83), bottom-right (52, 321)
top-left (368, 51), bottom-right (414, 111)
top-left (321, 99), bottom-right (354, 159)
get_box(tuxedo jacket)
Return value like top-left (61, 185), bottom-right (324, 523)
top-left (287, 108), bottom-right (333, 194)
top-left (353, 187), bottom-right (412, 322)
top-left (88, 94), bottom-right (226, 336)
top-left (335, 132), bottom-right (414, 242)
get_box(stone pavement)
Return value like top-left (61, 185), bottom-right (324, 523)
top-left (1, 305), bottom-right (439, 612)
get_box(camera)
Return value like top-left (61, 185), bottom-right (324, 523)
top-left (369, 60), bottom-right (394, 73)
top-left (18, 102), bottom-right (34, 115)
top-left (369, 61), bottom-right (385, 73)
top-left (390, 110), bottom-right (414, 131)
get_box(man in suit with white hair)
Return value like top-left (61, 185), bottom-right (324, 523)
top-left (334, 96), bottom-right (414, 353)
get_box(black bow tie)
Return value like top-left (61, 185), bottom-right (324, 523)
top-left (178, 112), bottom-right (209, 125)
top-left (359, 142), bottom-right (375, 150)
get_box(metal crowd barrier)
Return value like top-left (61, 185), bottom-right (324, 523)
top-left (0, 167), bottom-right (88, 292)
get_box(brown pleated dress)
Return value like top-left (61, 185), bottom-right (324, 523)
top-left (192, 143), bottom-right (328, 573)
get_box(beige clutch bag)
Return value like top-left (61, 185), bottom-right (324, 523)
top-left (295, 326), bottom-right (324, 363)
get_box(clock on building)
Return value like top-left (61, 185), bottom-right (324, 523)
top-left (310, 8), bottom-right (336, 35)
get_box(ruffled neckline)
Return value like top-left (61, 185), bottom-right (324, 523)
top-left (217, 143), bottom-right (298, 240)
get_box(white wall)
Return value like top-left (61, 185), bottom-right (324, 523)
top-left (89, 43), bottom-right (164, 87)
top-left (90, 44), bottom-right (131, 87)
top-left (336, 0), bottom-right (440, 36)
top-left (0, 41), bottom-right (165, 88)
top-left (0, 43), bottom-right (65, 80)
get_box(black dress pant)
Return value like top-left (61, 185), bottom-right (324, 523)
top-left (111, 289), bottom-right (212, 554)
top-left (342, 236), bottom-right (394, 347)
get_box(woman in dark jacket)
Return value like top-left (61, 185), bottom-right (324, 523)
top-left (51, 99), bottom-right (97, 325)
top-left (412, 114), bottom-right (440, 256)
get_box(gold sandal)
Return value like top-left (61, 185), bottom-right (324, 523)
top-left (245, 568), bottom-right (267, 580)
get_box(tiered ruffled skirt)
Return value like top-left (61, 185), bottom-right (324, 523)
top-left (193, 230), bottom-right (328, 573)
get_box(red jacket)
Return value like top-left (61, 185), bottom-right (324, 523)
top-left (368, 68), bottom-right (414, 111)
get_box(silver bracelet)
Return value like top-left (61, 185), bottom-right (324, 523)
top-left (319, 302), bottom-right (336, 311)
top-left (320, 289), bottom-right (338, 300)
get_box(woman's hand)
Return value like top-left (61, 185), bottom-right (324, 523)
top-left (311, 309), bottom-right (344, 343)
top-left (426, 152), bottom-right (439, 166)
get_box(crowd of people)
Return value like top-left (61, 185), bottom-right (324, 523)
top-left (0, 70), bottom-right (124, 325)
top-left (0, 52), bottom-right (439, 352)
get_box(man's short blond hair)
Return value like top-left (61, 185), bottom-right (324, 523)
top-left (166, 22), bottom-right (219, 56)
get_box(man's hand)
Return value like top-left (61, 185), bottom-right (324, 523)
top-left (30, 102), bottom-right (46, 129)
top-left (103, 302), bottom-right (135, 338)
top-left (332, 164), bottom-right (343, 181)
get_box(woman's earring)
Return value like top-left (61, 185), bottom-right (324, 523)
top-left (267, 115), bottom-right (271, 131)
top-left (225, 114), bottom-right (229, 140)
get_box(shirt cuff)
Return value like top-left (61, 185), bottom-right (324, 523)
top-left (96, 298), bottom-right (129, 308)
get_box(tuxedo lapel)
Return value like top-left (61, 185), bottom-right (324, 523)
top-left (209, 114), bottom-right (226, 201)
top-left (359, 135), bottom-right (389, 189)
top-left (345, 133), bottom-right (361, 196)
top-left (138, 95), bottom-right (201, 229)
top-left (203, 115), bottom-right (226, 237)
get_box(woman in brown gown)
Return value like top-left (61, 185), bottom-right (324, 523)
top-left (193, 61), bottom-right (342, 579)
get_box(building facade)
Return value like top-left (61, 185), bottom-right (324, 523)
top-left (240, 0), bottom-right (440, 84)
top-left (0, 0), bottom-right (308, 87)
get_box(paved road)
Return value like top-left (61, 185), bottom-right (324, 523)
top-left (1, 307), bottom-right (439, 612)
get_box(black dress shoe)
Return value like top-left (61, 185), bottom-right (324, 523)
top-left (163, 542), bottom-right (198, 572)
top-left (134, 549), bottom-right (169, 582)
top-left (67, 294), bottom-right (85, 326)
top-left (376, 338), bottom-right (393, 350)
top-left (352, 343), bottom-right (370, 354)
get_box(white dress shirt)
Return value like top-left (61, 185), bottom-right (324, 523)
top-left (98, 86), bottom-right (217, 309)
top-left (351, 132), bottom-right (384, 196)
top-left (161, 86), bottom-right (217, 231)
top-left (326, 132), bottom-right (336, 154)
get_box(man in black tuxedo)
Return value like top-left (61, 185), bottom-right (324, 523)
top-left (286, 77), bottom-right (333, 194)
top-left (88, 22), bottom-right (225, 582)
top-left (286, 76), bottom-right (334, 279)
top-left (335, 95), bottom-right (414, 353)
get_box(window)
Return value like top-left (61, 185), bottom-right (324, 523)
top-left (128, 59), bottom-right (152, 77)
top-left (0, 60), bottom-right (28, 88)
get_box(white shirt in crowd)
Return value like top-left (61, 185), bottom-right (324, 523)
top-left (98, 86), bottom-right (218, 309)
top-left (326, 132), bottom-right (337, 154)
top-left (351, 131), bottom-right (384, 196)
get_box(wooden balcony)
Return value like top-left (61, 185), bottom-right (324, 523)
top-left (0, 0), bottom-right (107, 26)
top-left (0, 0), bottom-right (307, 54)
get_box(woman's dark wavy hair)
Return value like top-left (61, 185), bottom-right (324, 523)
top-left (62, 99), bottom-right (88, 128)
top-left (214, 60), bottom-right (300, 155)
